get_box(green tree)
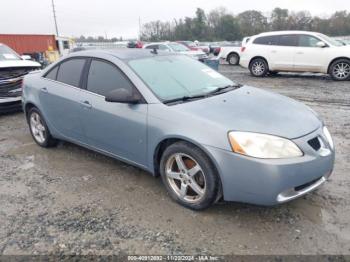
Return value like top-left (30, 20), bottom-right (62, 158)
top-left (238, 10), bottom-right (268, 36)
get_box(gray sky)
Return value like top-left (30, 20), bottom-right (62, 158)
top-left (0, 0), bottom-right (349, 39)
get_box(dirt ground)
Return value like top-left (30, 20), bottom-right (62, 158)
top-left (0, 65), bottom-right (349, 256)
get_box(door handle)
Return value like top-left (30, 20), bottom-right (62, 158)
top-left (41, 87), bottom-right (48, 93)
top-left (80, 100), bottom-right (92, 109)
top-left (271, 50), bottom-right (277, 53)
top-left (297, 52), bottom-right (304, 55)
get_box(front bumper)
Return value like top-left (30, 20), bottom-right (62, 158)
top-left (0, 96), bottom-right (22, 113)
top-left (205, 127), bottom-right (335, 206)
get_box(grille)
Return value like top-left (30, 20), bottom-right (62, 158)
top-left (308, 137), bottom-right (321, 151)
top-left (0, 78), bottom-right (23, 97)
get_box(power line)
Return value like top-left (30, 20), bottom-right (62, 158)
top-left (51, 0), bottom-right (59, 36)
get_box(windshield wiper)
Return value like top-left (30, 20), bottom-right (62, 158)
top-left (207, 84), bottom-right (242, 95)
top-left (163, 94), bottom-right (207, 104)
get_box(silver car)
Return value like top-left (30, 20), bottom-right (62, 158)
top-left (22, 49), bottom-right (335, 210)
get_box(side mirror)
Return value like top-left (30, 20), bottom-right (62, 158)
top-left (105, 89), bottom-right (141, 104)
top-left (316, 41), bottom-right (327, 48)
top-left (21, 55), bottom-right (32, 60)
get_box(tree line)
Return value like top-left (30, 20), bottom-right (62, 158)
top-left (140, 7), bottom-right (350, 42)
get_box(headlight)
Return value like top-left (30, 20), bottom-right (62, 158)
top-left (323, 126), bottom-right (334, 150)
top-left (228, 131), bottom-right (303, 159)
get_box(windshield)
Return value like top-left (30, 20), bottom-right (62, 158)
top-left (183, 41), bottom-right (197, 47)
top-left (168, 43), bottom-right (190, 52)
top-left (129, 55), bottom-right (235, 101)
top-left (0, 45), bottom-right (21, 61)
top-left (317, 34), bottom-right (343, 47)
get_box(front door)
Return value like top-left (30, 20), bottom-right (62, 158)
top-left (78, 59), bottom-right (148, 166)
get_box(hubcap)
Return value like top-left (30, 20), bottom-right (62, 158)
top-left (252, 61), bottom-right (265, 76)
top-left (30, 112), bottom-right (46, 143)
top-left (229, 55), bottom-right (238, 65)
top-left (333, 62), bottom-right (350, 79)
top-left (165, 153), bottom-right (206, 203)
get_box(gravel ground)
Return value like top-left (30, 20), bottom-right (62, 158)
top-left (0, 65), bottom-right (349, 256)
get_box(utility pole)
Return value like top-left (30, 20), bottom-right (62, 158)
top-left (138, 17), bottom-right (142, 41)
top-left (51, 0), bottom-right (59, 36)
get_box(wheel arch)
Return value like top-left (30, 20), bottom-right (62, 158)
top-left (327, 57), bottom-right (350, 74)
top-left (249, 56), bottom-right (269, 68)
top-left (226, 51), bottom-right (240, 60)
top-left (153, 137), bottom-right (220, 179)
top-left (24, 102), bottom-right (38, 121)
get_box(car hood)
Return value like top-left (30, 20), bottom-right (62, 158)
top-left (173, 86), bottom-right (321, 139)
top-left (0, 60), bottom-right (41, 69)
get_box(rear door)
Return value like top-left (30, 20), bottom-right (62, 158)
top-left (78, 58), bottom-right (148, 166)
top-left (264, 35), bottom-right (296, 71)
top-left (40, 58), bottom-right (87, 142)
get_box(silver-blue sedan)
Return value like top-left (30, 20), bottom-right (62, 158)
top-left (22, 49), bottom-right (335, 210)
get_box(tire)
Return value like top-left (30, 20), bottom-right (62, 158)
top-left (28, 107), bottom-right (58, 148)
top-left (329, 59), bottom-right (350, 81)
top-left (159, 141), bottom-right (220, 210)
top-left (227, 53), bottom-right (239, 65)
top-left (249, 58), bottom-right (269, 77)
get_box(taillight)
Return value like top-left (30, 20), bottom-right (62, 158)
top-left (241, 47), bottom-right (246, 52)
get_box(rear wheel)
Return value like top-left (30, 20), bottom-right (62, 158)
top-left (160, 142), bottom-right (220, 210)
top-left (249, 58), bottom-right (269, 77)
top-left (28, 107), bottom-right (58, 147)
top-left (227, 53), bottom-right (239, 65)
top-left (329, 59), bottom-right (350, 81)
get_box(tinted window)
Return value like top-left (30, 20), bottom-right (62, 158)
top-left (158, 45), bottom-right (170, 51)
top-left (45, 66), bottom-right (59, 80)
top-left (87, 60), bottom-right (134, 97)
top-left (298, 35), bottom-right (320, 47)
top-left (253, 36), bottom-right (279, 45)
top-left (145, 45), bottom-right (158, 49)
top-left (278, 35), bottom-right (298, 46)
top-left (56, 59), bottom-right (86, 87)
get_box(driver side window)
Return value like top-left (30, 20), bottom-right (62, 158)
top-left (86, 59), bottom-right (134, 97)
top-left (298, 35), bottom-right (320, 47)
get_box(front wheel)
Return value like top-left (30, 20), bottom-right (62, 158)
top-left (329, 59), bottom-right (350, 81)
top-left (160, 142), bottom-right (220, 210)
top-left (28, 107), bottom-right (58, 147)
top-left (249, 58), bottom-right (269, 77)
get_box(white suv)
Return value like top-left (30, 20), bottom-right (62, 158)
top-left (240, 31), bottom-right (350, 81)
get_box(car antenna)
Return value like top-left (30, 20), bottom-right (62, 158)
top-left (151, 48), bottom-right (158, 55)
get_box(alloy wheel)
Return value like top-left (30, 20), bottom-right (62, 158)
top-left (252, 61), bottom-right (265, 76)
top-left (30, 112), bottom-right (46, 144)
top-left (333, 62), bottom-right (350, 80)
top-left (165, 153), bottom-right (206, 203)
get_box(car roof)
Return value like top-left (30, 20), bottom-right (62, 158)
top-left (256, 31), bottom-right (320, 37)
top-left (68, 48), bottom-right (177, 61)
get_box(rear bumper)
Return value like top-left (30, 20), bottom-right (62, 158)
top-left (205, 127), bottom-right (335, 206)
top-left (239, 57), bottom-right (250, 68)
top-left (0, 97), bottom-right (22, 113)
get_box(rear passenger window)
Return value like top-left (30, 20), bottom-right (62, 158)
top-left (45, 66), bottom-right (59, 80)
top-left (87, 60), bottom-right (134, 97)
top-left (253, 36), bottom-right (279, 45)
top-left (56, 58), bottom-right (86, 87)
top-left (278, 35), bottom-right (298, 46)
top-left (145, 45), bottom-right (158, 49)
